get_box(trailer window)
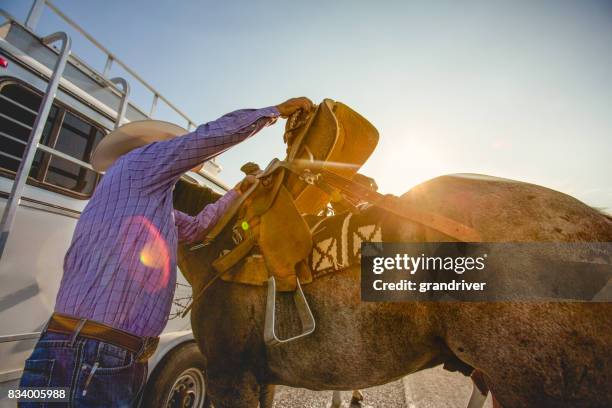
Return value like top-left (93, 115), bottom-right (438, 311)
top-left (44, 112), bottom-right (104, 194)
top-left (0, 80), bottom-right (106, 198)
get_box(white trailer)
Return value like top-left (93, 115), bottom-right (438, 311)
top-left (0, 1), bottom-right (224, 406)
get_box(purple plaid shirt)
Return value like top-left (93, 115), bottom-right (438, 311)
top-left (55, 106), bottom-right (279, 337)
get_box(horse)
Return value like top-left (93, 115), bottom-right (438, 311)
top-left (173, 173), bottom-right (612, 408)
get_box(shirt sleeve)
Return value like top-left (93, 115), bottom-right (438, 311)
top-left (174, 189), bottom-right (240, 244)
top-left (128, 106), bottom-right (279, 189)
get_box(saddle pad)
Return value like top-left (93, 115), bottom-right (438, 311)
top-left (309, 209), bottom-right (383, 278)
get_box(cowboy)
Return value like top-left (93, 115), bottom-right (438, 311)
top-left (18, 97), bottom-right (314, 407)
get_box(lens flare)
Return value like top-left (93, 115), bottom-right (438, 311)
top-left (139, 241), bottom-right (166, 269)
top-left (124, 215), bottom-right (171, 292)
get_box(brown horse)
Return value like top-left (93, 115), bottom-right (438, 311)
top-left (174, 173), bottom-right (612, 408)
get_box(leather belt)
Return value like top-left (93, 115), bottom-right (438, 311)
top-left (47, 313), bottom-right (159, 362)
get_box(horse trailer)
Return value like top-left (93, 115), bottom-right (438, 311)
top-left (0, 1), bottom-right (225, 406)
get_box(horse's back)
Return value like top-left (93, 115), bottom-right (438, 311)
top-left (401, 173), bottom-right (612, 242)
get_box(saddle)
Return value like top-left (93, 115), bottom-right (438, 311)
top-left (284, 99), bottom-right (380, 214)
top-left (196, 99), bottom-right (379, 293)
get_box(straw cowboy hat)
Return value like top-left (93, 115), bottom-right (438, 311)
top-left (91, 120), bottom-right (187, 172)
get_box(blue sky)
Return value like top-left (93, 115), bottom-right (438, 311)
top-left (4, 0), bottom-right (612, 211)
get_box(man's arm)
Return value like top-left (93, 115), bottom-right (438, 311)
top-left (128, 97), bottom-right (314, 190)
top-left (174, 189), bottom-right (239, 244)
top-left (128, 107), bottom-right (278, 188)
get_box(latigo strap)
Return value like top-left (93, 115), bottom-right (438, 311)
top-left (278, 161), bottom-right (482, 243)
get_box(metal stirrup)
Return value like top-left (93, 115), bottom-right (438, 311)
top-left (263, 277), bottom-right (316, 347)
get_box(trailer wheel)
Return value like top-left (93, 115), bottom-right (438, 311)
top-left (142, 342), bottom-right (210, 408)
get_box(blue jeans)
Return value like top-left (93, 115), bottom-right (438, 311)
top-left (18, 331), bottom-right (147, 407)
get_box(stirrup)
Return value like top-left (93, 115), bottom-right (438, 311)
top-left (264, 276), bottom-right (316, 346)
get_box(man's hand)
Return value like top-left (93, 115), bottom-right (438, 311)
top-left (276, 97), bottom-right (314, 118)
top-left (234, 174), bottom-right (258, 195)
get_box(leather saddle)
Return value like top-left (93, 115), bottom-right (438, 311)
top-left (193, 99), bottom-right (379, 292)
top-left (284, 99), bottom-right (379, 214)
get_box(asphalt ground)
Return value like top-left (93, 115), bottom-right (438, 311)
top-left (274, 379), bottom-right (405, 408)
top-left (273, 365), bottom-right (493, 408)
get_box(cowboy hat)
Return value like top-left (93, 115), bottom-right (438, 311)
top-left (91, 120), bottom-right (187, 171)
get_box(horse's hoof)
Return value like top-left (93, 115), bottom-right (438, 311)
top-left (349, 398), bottom-right (363, 407)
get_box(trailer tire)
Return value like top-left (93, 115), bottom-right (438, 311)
top-left (142, 342), bottom-right (210, 408)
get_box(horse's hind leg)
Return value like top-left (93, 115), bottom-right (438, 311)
top-left (259, 384), bottom-right (275, 408)
top-left (331, 390), bottom-right (364, 407)
top-left (331, 391), bottom-right (343, 408)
